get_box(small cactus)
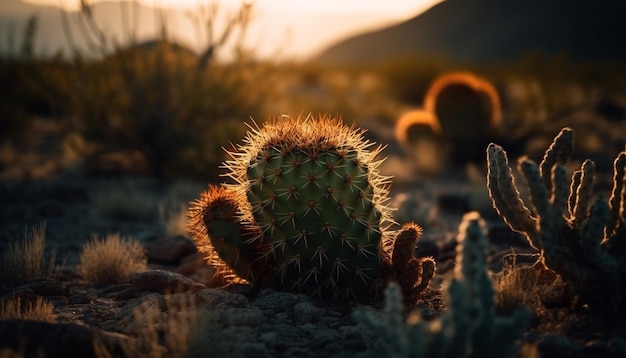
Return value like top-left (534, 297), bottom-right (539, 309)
top-left (487, 127), bottom-right (626, 310)
top-left (189, 114), bottom-right (435, 302)
top-left (354, 212), bottom-right (529, 358)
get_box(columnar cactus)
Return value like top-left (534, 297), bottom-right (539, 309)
top-left (487, 127), bottom-right (626, 310)
top-left (354, 212), bottom-right (529, 358)
top-left (188, 114), bottom-right (435, 302)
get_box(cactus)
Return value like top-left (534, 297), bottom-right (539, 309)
top-left (188, 114), bottom-right (435, 302)
top-left (354, 212), bottom-right (529, 358)
top-left (487, 127), bottom-right (626, 310)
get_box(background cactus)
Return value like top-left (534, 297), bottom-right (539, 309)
top-left (487, 127), bottom-right (626, 310)
top-left (354, 211), bottom-right (529, 358)
top-left (189, 114), bottom-right (435, 302)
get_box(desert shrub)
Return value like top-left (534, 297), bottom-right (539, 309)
top-left (0, 297), bottom-right (56, 322)
top-left (56, 1), bottom-right (276, 179)
top-left (77, 233), bottom-right (147, 286)
top-left (0, 222), bottom-right (57, 290)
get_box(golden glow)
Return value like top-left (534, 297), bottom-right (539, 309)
top-left (423, 71), bottom-right (502, 130)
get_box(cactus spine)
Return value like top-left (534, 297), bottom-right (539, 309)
top-left (189, 114), bottom-right (434, 301)
top-left (487, 127), bottom-right (626, 310)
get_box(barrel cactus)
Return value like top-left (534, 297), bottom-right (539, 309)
top-left (188, 114), bottom-right (435, 302)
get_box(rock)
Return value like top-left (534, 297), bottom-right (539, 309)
top-left (0, 320), bottom-right (134, 358)
top-left (146, 236), bottom-right (197, 265)
top-left (195, 288), bottom-right (249, 309)
top-left (16, 279), bottom-right (70, 298)
top-left (1, 287), bottom-right (38, 304)
top-left (252, 290), bottom-right (303, 314)
top-left (131, 270), bottom-right (207, 294)
top-left (174, 252), bottom-right (205, 276)
top-left (293, 301), bottom-right (326, 325)
top-left (68, 293), bottom-right (91, 305)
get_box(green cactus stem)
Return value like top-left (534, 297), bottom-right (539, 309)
top-left (486, 127), bottom-right (626, 311)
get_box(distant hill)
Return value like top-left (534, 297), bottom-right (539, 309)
top-left (0, 0), bottom-right (178, 57)
top-left (312, 0), bottom-right (626, 65)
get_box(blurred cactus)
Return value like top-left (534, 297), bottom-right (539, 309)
top-left (188, 114), bottom-right (435, 302)
top-left (354, 211), bottom-right (529, 358)
top-left (487, 127), bottom-right (626, 310)
top-left (395, 71), bottom-right (502, 173)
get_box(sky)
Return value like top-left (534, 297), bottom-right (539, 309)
top-left (22, 0), bottom-right (443, 59)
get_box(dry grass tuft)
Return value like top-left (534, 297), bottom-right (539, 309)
top-left (494, 256), bottom-right (566, 316)
top-left (0, 297), bottom-right (56, 322)
top-left (77, 233), bottom-right (147, 286)
top-left (495, 263), bottom-right (543, 315)
top-left (0, 222), bottom-right (57, 289)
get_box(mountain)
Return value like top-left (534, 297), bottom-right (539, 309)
top-left (0, 0), bottom-right (179, 57)
top-left (312, 0), bottom-right (626, 65)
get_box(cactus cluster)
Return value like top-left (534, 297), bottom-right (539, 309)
top-left (188, 114), bottom-right (435, 302)
top-left (487, 127), bottom-right (626, 310)
top-left (354, 212), bottom-right (529, 358)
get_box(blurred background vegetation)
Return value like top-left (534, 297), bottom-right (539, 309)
top-left (1, 0), bottom-right (625, 181)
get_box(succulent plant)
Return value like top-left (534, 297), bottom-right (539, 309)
top-left (354, 212), bottom-right (529, 358)
top-left (189, 114), bottom-right (435, 302)
top-left (487, 127), bottom-right (626, 310)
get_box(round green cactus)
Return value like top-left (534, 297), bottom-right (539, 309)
top-left (189, 114), bottom-right (434, 302)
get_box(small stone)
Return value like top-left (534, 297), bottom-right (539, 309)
top-left (106, 286), bottom-right (137, 301)
top-left (195, 288), bottom-right (249, 309)
top-left (147, 235), bottom-right (197, 265)
top-left (131, 270), bottom-right (207, 294)
top-left (68, 293), bottom-right (91, 305)
top-left (18, 278), bottom-right (70, 297)
top-left (174, 252), bottom-right (205, 276)
top-left (253, 291), bottom-right (302, 314)
top-left (293, 301), bottom-right (326, 325)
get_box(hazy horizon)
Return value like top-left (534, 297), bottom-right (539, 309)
top-left (12, 0), bottom-right (443, 60)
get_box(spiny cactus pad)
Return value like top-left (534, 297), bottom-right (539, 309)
top-left (188, 115), bottom-right (434, 301)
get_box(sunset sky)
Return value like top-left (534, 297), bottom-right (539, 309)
top-left (22, 0), bottom-right (444, 58)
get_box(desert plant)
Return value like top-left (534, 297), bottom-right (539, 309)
top-left (0, 297), bottom-right (56, 323)
top-left (77, 233), bottom-right (147, 286)
top-left (57, 1), bottom-right (274, 178)
top-left (426, 71), bottom-right (501, 164)
top-left (354, 211), bottom-right (530, 358)
top-left (487, 127), bottom-right (626, 311)
top-left (0, 222), bottom-right (57, 290)
top-left (188, 114), bottom-right (435, 302)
